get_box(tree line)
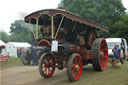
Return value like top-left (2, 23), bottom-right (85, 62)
top-left (0, 0), bottom-right (128, 43)
top-left (0, 20), bottom-right (32, 43)
top-left (61, 0), bottom-right (128, 41)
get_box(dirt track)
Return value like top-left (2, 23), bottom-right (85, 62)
top-left (1, 63), bottom-right (128, 85)
top-left (1, 66), bottom-right (69, 85)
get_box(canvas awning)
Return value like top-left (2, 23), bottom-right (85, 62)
top-left (25, 9), bottom-right (109, 32)
top-left (0, 40), bottom-right (6, 46)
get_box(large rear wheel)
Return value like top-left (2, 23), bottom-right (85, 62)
top-left (67, 53), bottom-right (82, 82)
top-left (92, 38), bottom-right (108, 71)
top-left (39, 53), bottom-right (55, 78)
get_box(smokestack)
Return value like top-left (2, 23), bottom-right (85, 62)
top-left (58, 0), bottom-right (65, 10)
top-left (57, 7), bottom-right (66, 10)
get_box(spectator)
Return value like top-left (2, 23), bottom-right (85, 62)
top-left (25, 48), bottom-right (32, 65)
top-left (31, 46), bottom-right (38, 66)
top-left (21, 48), bottom-right (25, 53)
top-left (17, 48), bottom-right (22, 57)
top-left (108, 45), bottom-right (123, 68)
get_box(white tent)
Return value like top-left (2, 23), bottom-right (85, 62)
top-left (0, 40), bottom-right (6, 46)
top-left (6, 42), bottom-right (31, 57)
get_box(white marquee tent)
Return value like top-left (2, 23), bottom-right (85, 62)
top-left (0, 40), bottom-right (6, 46)
top-left (6, 42), bottom-right (31, 57)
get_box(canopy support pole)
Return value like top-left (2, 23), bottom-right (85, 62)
top-left (72, 22), bottom-right (77, 32)
top-left (28, 19), bottom-right (36, 40)
top-left (51, 16), bottom-right (54, 39)
top-left (54, 15), bottom-right (64, 39)
top-left (36, 18), bottom-right (39, 39)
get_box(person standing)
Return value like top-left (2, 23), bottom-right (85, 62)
top-left (109, 45), bottom-right (123, 68)
top-left (31, 46), bottom-right (38, 66)
top-left (25, 48), bottom-right (32, 65)
top-left (113, 45), bottom-right (124, 64)
top-left (17, 48), bottom-right (20, 57)
top-left (21, 48), bottom-right (25, 53)
top-left (17, 48), bottom-right (22, 57)
top-left (113, 45), bottom-right (121, 58)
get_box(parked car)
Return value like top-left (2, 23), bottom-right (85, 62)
top-left (106, 38), bottom-right (127, 59)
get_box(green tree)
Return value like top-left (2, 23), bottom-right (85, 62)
top-left (0, 31), bottom-right (10, 43)
top-left (10, 20), bottom-right (28, 34)
top-left (60, 0), bottom-right (126, 37)
top-left (62, 0), bottom-right (126, 28)
top-left (112, 13), bottom-right (128, 41)
top-left (9, 20), bottom-right (32, 43)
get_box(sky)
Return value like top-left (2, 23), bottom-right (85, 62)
top-left (0, 0), bottom-right (128, 34)
top-left (0, 0), bottom-right (61, 33)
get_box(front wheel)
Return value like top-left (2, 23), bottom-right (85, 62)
top-left (38, 53), bottom-right (55, 78)
top-left (67, 53), bottom-right (83, 82)
top-left (20, 53), bottom-right (28, 65)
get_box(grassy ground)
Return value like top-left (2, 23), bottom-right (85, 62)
top-left (58, 60), bottom-right (128, 85)
top-left (0, 57), bottom-right (128, 85)
top-left (0, 57), bottom-right (23, 70)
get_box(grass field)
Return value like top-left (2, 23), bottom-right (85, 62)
top-left (0, 57), bottom-right (23, 70)
top-left (59, 61), bottom-right (128, 85)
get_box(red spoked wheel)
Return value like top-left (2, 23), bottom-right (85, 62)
top-left (39, 53), bottom-right (55, 78)
top-left (67, 53), bottom-right (82, 82)
top-left (92, 38), bottom-right (108, 71)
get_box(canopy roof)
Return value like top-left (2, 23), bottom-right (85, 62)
top-left (0, 40), bottom-right (6, 46)
top-left (7, 42), bottom-right (31, 47)
top-left (25, 9), bottom-right (109, 32)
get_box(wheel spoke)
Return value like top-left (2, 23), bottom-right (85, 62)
top-left (48, 68), bottom-right (50, 74)
top-left (102, 48), bottom-right (107, 52)
top-left (43, 68), bottom-right (47, 74)
top-left (43, 68), bottom-right (47, 72)
top-left (72, 64), bottom-right (75, 71)
top-left (100, 42), bottom-right (106, 50)
top-left (47, 56), bottom-right (51, 62)
top-left (74, 71), bottom-right (78, 78)
top-left (46, 69), bottom-right (48, 75)
top-left (78, 60), bottom-right (81, 65)
top-left (74, 58), bottom-right (76, 64)
top-left (72, 70), bottom-right (75, 76)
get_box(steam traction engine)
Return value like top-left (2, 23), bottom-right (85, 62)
top-left (24, 9), bottom-right (108, 81)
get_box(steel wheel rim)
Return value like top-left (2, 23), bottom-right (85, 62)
top-left (100, 40), bottom-right (108, 70)
top-left (72, 56), bottom-right (82, 80)
top-left (41, 55), bottom-right (55, 77)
